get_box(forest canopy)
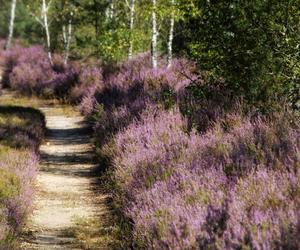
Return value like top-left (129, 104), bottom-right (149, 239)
top-left (0, 0), bottom-right (299, 110)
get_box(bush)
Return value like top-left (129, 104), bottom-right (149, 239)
top-left (2, 45), bottom-right (299, 249)
top-left (88, 54), bottom-right (198, 150)
top-left (0, 106), bottom-right (44, 248)
top-left (0, 148), bottom-right (38, 248)
top-left (107, 106), bottom-right (300, 249)
top-left (175, 1), bottom-right (300, 110)
top-left (4, 46), bottom-right (79, 99)
top-left (70, 65), bottom-right (103, 104)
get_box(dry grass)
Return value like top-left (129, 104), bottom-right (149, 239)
top-left (61, 216), bottom-right (116, 250)
top-left (0, 90), bottom-right (78, 116)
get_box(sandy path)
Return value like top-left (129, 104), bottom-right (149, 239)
top-left (19, 104), bottom-right (108, 249)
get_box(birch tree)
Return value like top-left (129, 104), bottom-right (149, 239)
top-left (28, 0), bottom-right (53, 63)
top-left (62, 11), bottom-right (73, 65)
top-left (42, 0), bottom-right (52, 63)
top-left (125, 0), bottom-right (135, 59)
top-left (167, 0), bottom-right (175, 68)
top-left (5, 0), bottom-right (17, 50)
top-left (106, 0), bottom-right (115, 20)
top-left (151, 0), bottom-right (158, 69)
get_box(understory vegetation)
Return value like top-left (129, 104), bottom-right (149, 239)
top-left (0, 44), bottom-right (299, 249)
top-left (1, 0), bottom-right (300, 248)
top-left (0, 104), bottom-right (45, 248)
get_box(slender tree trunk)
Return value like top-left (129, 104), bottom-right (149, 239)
top-left (167, 0), bottom-right (175, 68)
top-left (128, 0), bottom-right (135, 59)
top-left (42, 0), bottom-right (52, 64)
top-left (64, 12), bottom-right (73, 65)
top-left (106, 0), bottom-right (114, 20)
top-left (62, 25), bottom-right (67, 48)
top-left (151, 0), bottom-right (158, 69)
top-left (5, 0), bottom-right (17, 50)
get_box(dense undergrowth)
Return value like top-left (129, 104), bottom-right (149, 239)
top-left (0, 41), bottom-right (46, 248)
top-left (0, 105), bottom-right (45, 248)
top-left (1, 44), bottom-right (299, 249)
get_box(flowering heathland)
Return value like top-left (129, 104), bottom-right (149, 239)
top-left (109, 107), bottom-right (300, 249)
top-left (4, 47), bottom-right (78, 98)
top-left (2, 44), bottom-right (300, 249)
top-left (0, 106), bottom-right (45, 248)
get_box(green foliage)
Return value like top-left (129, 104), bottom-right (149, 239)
top-left (1, 0), bottom-right (299, 111)
top-left (175, 0), bottom-right (300, 110)
top-left (0, 0), bottom-right (41, 45)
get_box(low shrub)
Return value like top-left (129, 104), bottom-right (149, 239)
top-left (70, 65), bottom-right (103, 104)
top-left (2, 44), bottom-right (299, 248)
top-left (0, 148), bottom-right (38, 248)
top-left (107, 106), bottom-right (300, 249)
top-left (0, 105), bottom-right (45, 248)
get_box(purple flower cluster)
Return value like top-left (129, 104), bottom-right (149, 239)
top-left (77, 52), bottom-right (300, 248)
top-left (87, 53), bottom-right (198, 151)
top-left (3, 45), bottom-right (106, 103)
top-left (2, 46), bottom-right (75, 99)
top-left (2, 44), bottom-right (299, 248)
top-left (0, 107), bottom-right (45, 247)
top-left (5, 46), bottom-right (51, 93)
top-left (0, 149), bottom-right (39, 246)
top-left (105, 53), bottom-right (196, 91)
top-left (70, 65), bottom-right (103, 104)
top-left (108, 107), bottom-right (300, 249)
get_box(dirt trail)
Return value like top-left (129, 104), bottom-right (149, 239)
top-left (9, 100), bottom-right (110, 249)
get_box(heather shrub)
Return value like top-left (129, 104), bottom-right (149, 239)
top-left (4, 45), bottom-right (79, 99)
top-left (222, 169), bottom-right (300, 250)
top-left (1, 45), bottom-right (24, 88)
top-left (106, 53), bottom-right (196, 91)
top-left (107, 106), bottom-right (300, 249)
top-left (8, 46), bottom-right (55, 95)
top-left (178, 79), bottom-right (238, 132)
top-left (41, 67), bottom-right (78, 99)
top-left (0, 106), bottom-right (45, 150)
top-left (81, 53), bottom-right (197, 115)
top-left (0, 147), bottom-right (38, 248)
top-left (88, 54), bottom-right (198, 155)
top-left (70, 65), bottom-right (103, 103)
top-left (0, 105), bottom-right (44, 248)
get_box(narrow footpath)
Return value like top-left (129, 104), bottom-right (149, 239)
top-left (22, 104), bottom-right (108, 249)
top-left (0, 89), bottom-right (110, 250)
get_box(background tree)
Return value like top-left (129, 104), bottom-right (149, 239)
top-left (174, 0), bottom-right (300, 110)
top-left (126, 0), bottom-right (135, 59)
top-left (151, 0), bottom-right (158, 68)
top-left (27, 0), bottom-right (54, 63)
top-left (5, 0), bottom-right (17, 50)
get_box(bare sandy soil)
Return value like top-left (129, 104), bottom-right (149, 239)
top-left (20, 105), bottom-right (108, 249)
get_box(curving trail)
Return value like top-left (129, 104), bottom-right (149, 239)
top-left (17, 102), bottom-right (109, 250)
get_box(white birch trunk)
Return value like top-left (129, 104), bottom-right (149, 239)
top-left (62, 25), bottom-right (67, 47)
top-left (64, 12), bottom-right (73, 65)
top-left (5, 0), bottom-right (17, 50)
top-left (167, 0), bottom-right (175, 68)
top-left (128, 0), bottom-right (135, 59)
top-left (106, 0), bottom-right (114, 19)
top-left (151, 0), bottom-right (158, 69)
top-left (42, 0), bottom-right (52, 64)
